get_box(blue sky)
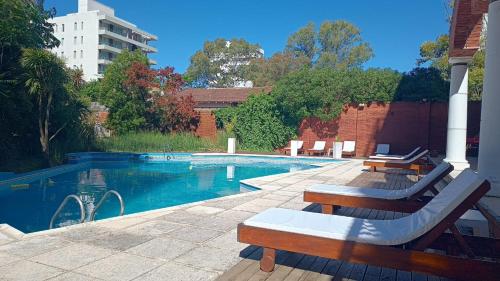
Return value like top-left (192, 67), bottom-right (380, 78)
top-left (45, 0), bottom-right (450, 73)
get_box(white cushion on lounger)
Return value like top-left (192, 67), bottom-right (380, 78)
top-left (343, 141), bottom-right (356, 153)
top-left (306, 162), bottom-right (451, 200)
top-left (369, 147), bottom-right (421, 160)
top-left (311, 141), bottom-right (326, 151)
top-left (367, 150), bottom-right (428, 164)
top-left (243, 169), bottom-right (483, 246)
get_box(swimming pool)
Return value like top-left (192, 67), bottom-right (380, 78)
top-left (0, 153), bottom-right (338, 233)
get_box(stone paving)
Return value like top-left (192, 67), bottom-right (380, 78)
top-left (0, 159), bottom-right (364, 281)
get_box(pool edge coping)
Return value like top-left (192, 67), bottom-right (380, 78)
top-left (0, 154), bottom-right (350, 238)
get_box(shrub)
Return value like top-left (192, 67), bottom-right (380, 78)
top-left (272, 68), bottom-right (402, 127)
top-left (218, 94), bottom-right (295, 151)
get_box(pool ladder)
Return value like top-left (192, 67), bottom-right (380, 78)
top-left (163, 142), bottom-right (174, 160)
top-left (49, 190), bottom-right (125, 229)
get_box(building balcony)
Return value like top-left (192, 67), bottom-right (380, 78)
top-left (98, 29), bottom-right (157, 53)
top-left (98, 44), bottom-right (123, 54)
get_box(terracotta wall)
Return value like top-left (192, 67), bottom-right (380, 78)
top-left (298, 102), bottom-right (481, 157)
top-left (195, 110), bottom-right (217, 139)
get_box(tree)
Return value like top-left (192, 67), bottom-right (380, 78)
top-left (185, 38), bottom-right (262, 88)
top-left (244, 52), bottom-right (310, 87)
top-left (21, 48), bottom-right (67, 162)
top-left (151, 67), bottom-right (197, 133)
top-left (417, 34), bottom-right (450, 79)
top-left (417, 34), bottom-right (485, 100)
top-left (285, 22), bottom-right (316, 61)
top-left (316, 20), bottom-right (374, 69)
top-left (99, 50), bottom-right (150, 134)
top-left (0, 0), bottom-right (58, 66)
top-left (244, 20), bottom-right (373, 87)
top-left (272, 68), bottom-right (403, 127)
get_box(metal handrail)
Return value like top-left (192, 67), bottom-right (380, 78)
top-left (49, 195), bottom-right (85, 229)
top-left (89, 190), bottom-right (125, 221)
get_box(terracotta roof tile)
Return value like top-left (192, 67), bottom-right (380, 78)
top-left (177, 87), bottom-right (272, 106)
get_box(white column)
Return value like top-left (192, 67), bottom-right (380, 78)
top-left (478, 0), bottom-right (500, 199)
top-left (227, 138), bottom-right (236, 154)
top-left (444, 57), bottom-right (472, 171)
top-left (290, 141), bottom-right (298, 157)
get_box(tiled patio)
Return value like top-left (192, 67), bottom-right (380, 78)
top-left (0, 160), bottom-right (445, 281)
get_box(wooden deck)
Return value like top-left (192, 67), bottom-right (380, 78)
top-left (218, 169), bottom-right (453, 281)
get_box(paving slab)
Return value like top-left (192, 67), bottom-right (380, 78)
top-left (47, 272), bottom-right (103, 281)
top-left (0, 251), bottom-right (22, 267)
top-left (132, 262), bottom-right (219, 281)
top-left (0, 260), bottom-right (63, 281)
top-left (0, 236), bottom-right (70, 258)
top-left (216, 210), bottom-right (256, 221)
top-left (126, 237), bottom-right (197, 260)
top-left (75, 252), bottom-right (163, 281)
top-left (166, 225), bottom-right (224, 243)
top-left (174, 245), bottom-right (242, 272)
top-left (123, 220), bottom-right (182, 236)
top-left (192, 215), bottom-right (241, 231)
top-left (205, 229), bottom-right (246, 252)
top-left (85, 231), bottom-right (154, 251)
top-left (30, 243), bottom-right (116, 270)
top-left (161, 210), bottom-right (207, 224)
top-left (185, 205), bottom-right (225, 215)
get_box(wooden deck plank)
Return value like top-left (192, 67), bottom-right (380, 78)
top-left (265, 252), bottom-right (305, 281)
top-left (297, 257), bottom-right (330, 281)
top-left (220, 169), bottom-right (458, 281)
top-left (282, 255), bottom-right (319, 281)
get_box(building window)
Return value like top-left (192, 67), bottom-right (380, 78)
top-left (61, 51), bottom-right (64, 58)
top-left (55, 24), bottom-right (58, 32)
top-left (61, 38), bottom-right (64, 46)
top-left (81, 21), bottom-right (84, 30)
top-left (74, 22), bottom-right (77, 31)
top-left (73, 51), bottom-right (76, 59)
top-left (80, 50), bottom-right (83, 58)
top-left (62, 24), bottom-right (65, 32)
top-left (81, 36), bottom-right (84, 44)
top-left (80, 64), bottom-right (83, 69)
top-left (74, 36), bottom-right (77, 44)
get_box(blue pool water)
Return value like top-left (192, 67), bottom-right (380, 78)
top-left (0, 154), bottom-right (334, 233)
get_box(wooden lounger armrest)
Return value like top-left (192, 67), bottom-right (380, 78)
top-left (237, 223), bottom-right (499, 280)
top-left (303, 191), bottom-right (427, 213)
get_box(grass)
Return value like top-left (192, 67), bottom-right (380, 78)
top-left (96, 131), bottom-right (278, 154)
top-left (96, 131), bottom-right (227, 153)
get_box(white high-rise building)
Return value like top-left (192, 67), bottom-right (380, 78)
top-left (49, 0), bottom-right (157, 81)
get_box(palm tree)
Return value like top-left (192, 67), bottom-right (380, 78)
top-left (21, 48), bottom-right (67, 162)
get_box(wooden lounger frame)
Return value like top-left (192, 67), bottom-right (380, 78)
top-left (306, 149), bottom-right (325, 156)
top-left (238, 181), bottom-right (500, 281)
top-left (304, 164), bottom-right (454, 214)
top-left (283, 147), bottom-right (304, 155)
top-left (363, 152), bottom-right (429, 176)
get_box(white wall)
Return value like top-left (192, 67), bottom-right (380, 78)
top-left (49, 11), bottom-right (100, 81)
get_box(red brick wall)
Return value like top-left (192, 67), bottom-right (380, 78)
top-left (195, 110), bottom-right (217, 139)
top-left (298, 102), bottom-right (481, 157)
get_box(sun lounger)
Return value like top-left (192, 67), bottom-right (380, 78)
top-left (375, 144), bottom-right (390, 155)
top-left (369, 146), bottom-right (421, 160)
top-left (238, 169), bottom-right (499, 280)
top-left (342, 141), bottom-right (356, 157)
top-left (304, 162), bottom-right (453, 214)
top-left (364, 149), bottom-right (429, 175)
top-left (283, 141), bottom-right (304, 155)
top-left (306, 141), bottom-right (326, 156)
